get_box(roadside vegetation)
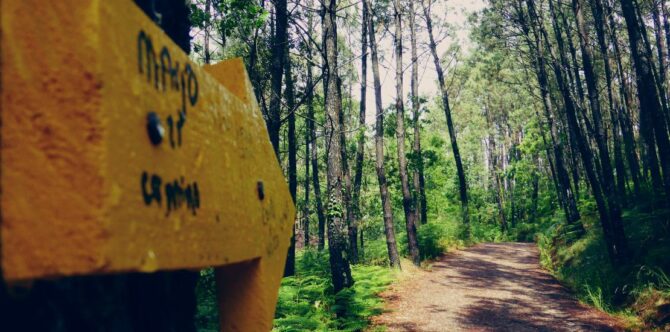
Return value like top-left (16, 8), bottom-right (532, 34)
top-left (189, 0), bottom-right (670, 330)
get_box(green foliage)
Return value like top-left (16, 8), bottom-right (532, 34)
top-left (417, 221), bottom-right (460, 260)
top-left (359, 238), bottom-right (395, 266)
top-left (189, 0), bottom-right (267, 62)
top-left (537, 206), bottom-right (670, 328)
top-left (273, 250), bottom-right (394, 332)
top-left (195, 268), bottom-right (220, 332)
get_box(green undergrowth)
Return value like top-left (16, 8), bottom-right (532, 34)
top-left (273, 249), bottom-right (395, 332)
top-left (195, 216), bottom-right (488, 332)
top-left (536, 204), bottom-right (670, 330)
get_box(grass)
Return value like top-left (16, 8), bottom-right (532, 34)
top-left (194, 215), bottom-right (485, 332)
top-left (536, 204), bottom-right (670, 330)
top-left (274, 218), bottom-right (468, 331)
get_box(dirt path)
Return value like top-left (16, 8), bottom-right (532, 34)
top-left (372, 243), bottom-right (624, 331)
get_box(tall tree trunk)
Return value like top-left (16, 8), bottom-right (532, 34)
top-left (304, 115), bottom-right (311, 247)
top-left (552, 0), bottom-right (586, 217)
top-left (268, 0), bottom-right (288, 155)
top-left (341, 88), bottom-right (358, 264)
top-left (366, 0), bottom-right (402, 269)
top-left (284, 46), bottom-right (297, 277)
top-left (652, 0), bottom-right (668, 99)
top-left (606, 0), bottom-right (642, 196)
top-left (409, 0), bottom-right (428, 225)
top-left (620, 0), bottom-right (670, 206)
top-left (591, 0), bottom-right (627, 203)
top-left (662, 1), bottom-right (670, 88)
top-left (204, 0), bottom-right (211, 64)
top-left (531, 166), bottom-right (540, 224)
top-left (573, 0), bottom-right (628, 257)
top-left (422, 0), bottom-right (470, 237)
top-left (304, 4), bottom-right (326, 251)
top-left (309, 74), bottom-right (327, 251)
top-left (351, 0), bottom-right (369, 261)
top-left (322, 0), bottom-right (354, 293)
top-left (515, 0), bottom-right (583, 231)
top-left (558, 7), bottom-right (586, 110)
top-left (484, 103), bottom-right (508, 231)
top-left (393, 0), bottom-right (421, 266)
top-left (539, 0), bottom-right (627, 263)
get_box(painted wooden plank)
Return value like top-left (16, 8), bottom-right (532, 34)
top-left (1, 0), bottom-right (294, 304)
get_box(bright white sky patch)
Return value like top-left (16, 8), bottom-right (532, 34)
top-left (359, 0), bottom-right (486, 124)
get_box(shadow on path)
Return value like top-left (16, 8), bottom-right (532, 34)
top-left (374, 243), bottom-right (623, 332)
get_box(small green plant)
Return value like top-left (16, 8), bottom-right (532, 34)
top-left (584, 284), bottom-right (609, 312)
top-left (273, 250), bottom-right (395, 331)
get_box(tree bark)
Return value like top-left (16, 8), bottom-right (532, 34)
top-left (514, 0), bottom-right (583, 231)
top-left (393, 0), bottom-right (421, 266)
top-left (268, 0), bottom-right (288, 156)
top-left (590, 0), bottom-right (627, 203)
top-left (605, 0), bottom-right (642, 197)
top-left (351, 0), bottom-right (369, 262)
top-left (341, 86), bottom-right (358, 264)
top-left (422, 0), bottom-right (470, 237)
top-left (303, 4), bottom-right (326, 251)
top-left (484, 102), bottom-right (508, 231)
top-left (620, 0), bottom-right (670, 206)
top-left (322, 0), bottom-right (354, 292)
top-left (573, 0), bottom-right (628, 256)
top-left (538, 0), bottom-right (627, 262)
top-left (204, 0), bottom-right (211, 64)
top-left (284, 43), bottom-right (297, 277)
top-left (366, 0), bottom-right (402, 269)
top-left (304, 116), bottom-right (311, 247)
top-left (409, 0), bottom-right (428, 225)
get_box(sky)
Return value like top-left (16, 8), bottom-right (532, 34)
top-left (190, 0), bottom-right (488, 124)
top-left (361, 0), bottom-right (487, 124)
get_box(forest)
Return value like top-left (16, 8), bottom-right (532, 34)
top-left (160, 0), bottom-right (670, 330)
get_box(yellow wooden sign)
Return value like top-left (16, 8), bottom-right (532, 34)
top-left (2, 0), bottom-right (294, 329)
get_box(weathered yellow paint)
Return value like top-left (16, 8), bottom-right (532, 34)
top-left (2, 1), bottom-right (294, 327)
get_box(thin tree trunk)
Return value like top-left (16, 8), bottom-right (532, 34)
top-left (531, 166), bottom-right (540, 224)
top-left (662, 1), bottom-right (670, 91)
top-left (409, 0), bottom-right (428, 225)
top-left (204, 0), bottom-right (211, 64)
top-left (558, 7), bottom-right (586, 109)
top-left (304, 116), bottom-right (311, 247)
top-left (515, 0), bottom-right (583, 231)
top-left (366, 0), bottom-right (402, 269)
top-left (573, 0), bottom-right (628, 257)
top-left (341, 86), bottom-right (358, 264)
top-left (268, 0), bottom-right (287, 155)
top-left (304, 5), bottom-right (326, 251)
top-left (484, 103), bottom-right (508, 231)
top-left (538, 0), bottom-right (627, 263)
top-left (393, 0), bottom-right (421, 266)
top-left (422, 0), bottom-right (470, 237)
top-left (322, 0), bottom-right (354, 293)
top-left (351, 0), bottom-right (369, 261)
top-left (310, 98), bottom-right (327, 251)
top-left (590, 0), bottom-right (627, 203)
top-left (620, 0), bottom-right (670, 206)
top-left (284, 47), bottom-right (297, 277)
top-left (652, 0), bottom-right (668, 98)
top-left (606, 0), bottom-right (642, 196)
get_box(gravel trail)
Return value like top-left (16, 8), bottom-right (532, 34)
top-left (372, 243), bottom-right (624, 331)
